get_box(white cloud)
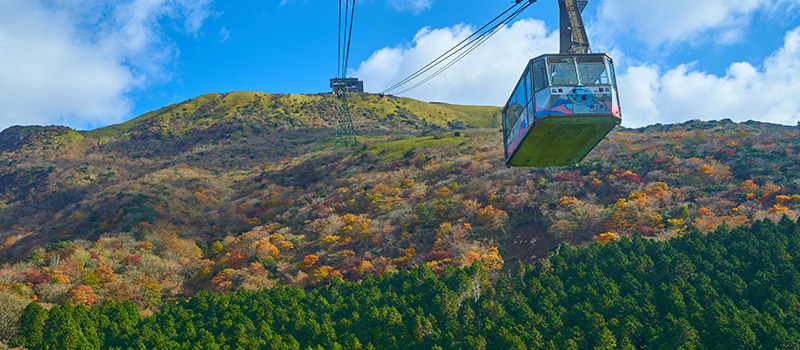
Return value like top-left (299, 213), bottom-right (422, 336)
top-left (593, 0), bottom-right (799, 47)
top-left (618, 26), bottom-right (800, 127)
top-left (353, 18), bottom-right (559, 105)
top-left (219, 27), bottom-right (231, 42)
top-left (0, 0), bottom-right (213, 131)
top-left (386, 0), bottom-right (433, 14)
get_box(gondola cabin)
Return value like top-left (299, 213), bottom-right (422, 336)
top-left (502, 53), bottom-right (621, 167)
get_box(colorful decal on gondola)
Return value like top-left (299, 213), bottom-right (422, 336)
top-left (566, 87), bottom-right (609, 113)
top-left (535, 86), bottom-right (614, 117)
top-left (506, 110), bottom-right (532, 157)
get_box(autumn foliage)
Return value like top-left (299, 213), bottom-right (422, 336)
top-left (65, 285), bottom-right (99, 307)
top-left (5, 98), bottom-right (800, 345)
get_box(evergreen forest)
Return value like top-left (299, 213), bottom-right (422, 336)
top-left (14, 216), bottom-right (800, 349)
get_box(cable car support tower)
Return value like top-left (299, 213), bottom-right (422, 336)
top-left (333, 0), bottom-right (358, 153)
top-left (332, 85), bottom-right (357, 153)
top-left (559, 0), bottom-right (590, 54)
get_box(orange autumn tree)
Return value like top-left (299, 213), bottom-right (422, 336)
top-left (466, 251), bottom-right (481, 265)
top-left (0, 235), bottom-right (15, 250)
top-left (65, 285), bottom-right (99, 307)
top-left (95, 265), bottom-right (117, 285)
top-left (693, 207), bottom-right (722, 232)
top-left (299, 254), bottom-right (319, 272)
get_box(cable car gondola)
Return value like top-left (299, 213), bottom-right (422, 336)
top-left (502, 0), bottom-right (621, 167)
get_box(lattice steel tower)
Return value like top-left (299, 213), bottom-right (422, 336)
top-left (332, 0), bottom-right (359, 153)
top-left (332, 81), bottom-right (358, 153)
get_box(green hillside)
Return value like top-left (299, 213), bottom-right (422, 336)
top-left (83, 92), bottom-right (500, 143)
top-left (3, 91), bottom-right (800, 347)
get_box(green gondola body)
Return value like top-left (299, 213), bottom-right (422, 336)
top-left (503, 53), bottom-right (622, 167)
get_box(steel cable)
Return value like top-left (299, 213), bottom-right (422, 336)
top-left (382, 1), bottom-right (535, 94)
top-left (343, 0), bottom-right (356, 76)
top-left (394, 3), bottom-right (531, 94)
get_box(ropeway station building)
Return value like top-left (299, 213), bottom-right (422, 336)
top-left (330, 78), bottom-right (364, 94)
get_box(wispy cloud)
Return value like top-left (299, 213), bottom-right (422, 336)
top-left (219, 27), bottom-right (231, 42)
top-left (386, 0), bottom-right (433, 14)
top-left (0, 0), bottom-right (214, 131)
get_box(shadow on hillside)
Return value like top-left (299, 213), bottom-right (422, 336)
top-left (506, 222), bottom-right (558, 263)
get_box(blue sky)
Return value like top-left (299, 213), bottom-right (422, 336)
top-left (1, 0), bottom-right (799, 131)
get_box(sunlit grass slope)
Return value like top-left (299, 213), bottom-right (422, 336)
top-left (83, 92), bottom-right (501, 143)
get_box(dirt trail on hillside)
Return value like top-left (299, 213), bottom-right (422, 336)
top-left (506, 222), bottom-right (558, 263)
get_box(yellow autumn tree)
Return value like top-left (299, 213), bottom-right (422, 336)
top-left (697, 160), bottom-right (732, 185)
top-left (551, 196), bottom-right (610, 241)
top-left (480, 247), bottom-right (504, 270)
top-left (320, 235), bottom-right (342, 250)
top-left (393, 248), bottom-right (416, 267)
top-left (775, 195), bottom-right (793, 205)
top-left (667, 218), bottom-right (687, 234)
top-left (368, 183), bottom-right (402, 213)
top-left (309, 266), bottom-right (336, 286)
top-left (596, 232), bottom-right (619, 245)
top-left (434, 186), bottom-right (452, 198)
top-left (770, 204), bottom-right (790, 213)
top-left (159, 233), bottom-right (203, 259)
top-left (255, 240), bottom-right (280, 260)
top-left (341, 214), bottom-right (371, 239)
top-left (477, 205), bottom-right (509, 232)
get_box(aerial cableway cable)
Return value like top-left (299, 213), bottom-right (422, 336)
top-left (333, 0), bottom-right (359, 153)
top-left (381, 2), bottom-right (526, 94)
top-left (393, 3), bottom-right (532, 95)
top-left (381, 0), bottom-right (536, 94)
top-left (338, 0), bottom-right (356, 78)
top-left (343, 0), bottom-right (355, 76)
top-left (338, 0), bottom-right (341, 78)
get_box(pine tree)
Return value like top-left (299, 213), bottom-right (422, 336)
top-left (16, 302), bottom-right (48, 349)
top-left (41, 303), bottom-right (97, 350)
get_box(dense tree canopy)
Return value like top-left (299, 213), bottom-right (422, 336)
top-left (15, 216), bottom-right (800, 349)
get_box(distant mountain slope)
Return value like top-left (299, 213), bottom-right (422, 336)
top-left (0, 91), bottom-right (501, 262)
top-left (3, 91), bottom-right (800, 329)
top-left (85, 92), bottom-right (500, 143)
